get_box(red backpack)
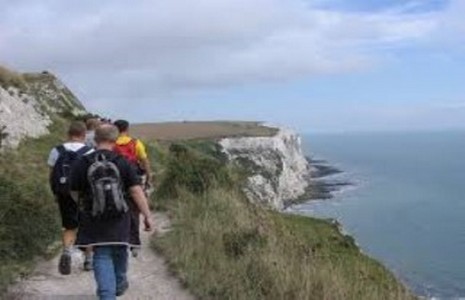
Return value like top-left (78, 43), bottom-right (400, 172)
top-left (114, 138), bottom-right (138, 165)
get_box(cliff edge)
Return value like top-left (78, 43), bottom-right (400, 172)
top-left (220, 127), bottom-right (311, 209)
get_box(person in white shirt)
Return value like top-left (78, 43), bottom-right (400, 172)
top-left (47, 121), bottom-right (94, 274)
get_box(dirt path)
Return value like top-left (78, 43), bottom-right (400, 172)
top-left (8, 213), bottom-right (194, 300)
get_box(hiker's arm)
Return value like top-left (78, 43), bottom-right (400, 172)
top-left (130, 185), bottom-right (153, 231)
top-left (49, 167), bottom-right (53, 184)
top-left (136, 141), bottom-right (152, 182)
top-left (47, 148), bottom-right (57, 190)
top-left (140, 158), bottom-right (152, 182)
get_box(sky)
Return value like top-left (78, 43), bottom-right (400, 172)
top-left (1, 0), bottom-right (464, 133)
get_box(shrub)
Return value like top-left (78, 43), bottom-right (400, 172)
top-left (0, 176), bottom-right (60, 294)
top-left (0, 176), bottom-right (59, 261)
top-left (155, 143), bottom-right (232, 208)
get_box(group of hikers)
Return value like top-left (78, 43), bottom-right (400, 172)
top-left (47, 118), bottom-right (153, 299)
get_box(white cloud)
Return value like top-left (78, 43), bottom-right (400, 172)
top-left (0, 0), bottom-right (453, 113)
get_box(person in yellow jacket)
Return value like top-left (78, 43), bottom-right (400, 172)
top-left (113, 120), bottom-right (152, 185)
top-left (113, 119), bottom-right (152, 257)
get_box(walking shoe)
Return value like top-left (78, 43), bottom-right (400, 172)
top-left (58, 251), bottom-right (72, 275)
top-left (116, 281), bottom-right (129, 297)
top-left (131, 247), bottom-right (140, 258)
top-left (83, 256), bottom-right (93, 271)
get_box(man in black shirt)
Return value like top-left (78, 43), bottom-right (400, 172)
top-left (70, 124), bottom-right (153, 299)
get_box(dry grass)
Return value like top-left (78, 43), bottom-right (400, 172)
top-left (131, 121), bottom-right (278, 142)
top-left (0, 66), bottom-right (27, 90)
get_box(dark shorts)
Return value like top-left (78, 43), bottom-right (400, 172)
top-left (56, 194), bottom-right (79, 230)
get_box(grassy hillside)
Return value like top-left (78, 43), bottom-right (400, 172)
top-left (151, 141), bottom-right (416, 300)
top-left (0, 120), bottom-right (68, 294)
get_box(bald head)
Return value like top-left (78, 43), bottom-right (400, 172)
top-left (95, 124), bottom-right (119, 145)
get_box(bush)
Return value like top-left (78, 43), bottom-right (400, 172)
top-left (0, 176), bottom-right (60, 294)
top-left (155, 143), bottom-right (232, 208)
top-left (0, 176), bottom-right (59, 260)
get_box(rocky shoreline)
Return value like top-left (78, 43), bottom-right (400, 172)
top-left (284, 157), bottom-right (351, 208)
top-left (308, 158), bottom-right (352, 199)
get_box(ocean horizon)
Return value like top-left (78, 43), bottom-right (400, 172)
top-left (291, 130), bottom-right (465, 299)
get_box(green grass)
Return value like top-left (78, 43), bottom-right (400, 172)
top-left (0, 119), bottom-right (67, 294)
top-left (152, 141), bottom-right (416, 300)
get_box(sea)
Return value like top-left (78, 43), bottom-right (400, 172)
top-left (289, 131), bottom-right (465, 299)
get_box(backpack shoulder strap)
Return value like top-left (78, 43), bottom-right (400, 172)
top-left (112, 154), bottom-right (125, 166)
top-left (76, 145), bottom-right (91, 156)
top-left (56, 145), bottom-right (66, 155)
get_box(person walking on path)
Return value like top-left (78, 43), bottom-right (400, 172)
top-left (113, 119), bottom-right (153, 256)
top-left (70, 124), bottom-right (153, 299)
top-left (47, 121), bottom-right (93, 275)
top-left (113, 119), bottom-right (152, 185)
top-left (85, 118), bottom-right (101, 148)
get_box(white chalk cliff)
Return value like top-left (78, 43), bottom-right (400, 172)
top-left (0, 86), bottom-right (51, 148)
top-left (220, 128), bottom-right (311, 210)
top-left (0, 70), bottom-right (86, 148)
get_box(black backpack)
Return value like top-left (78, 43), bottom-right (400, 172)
top-left (87, 152), bottom-right (129, 219)
top-left (51, 145), bottom-right (91, 195)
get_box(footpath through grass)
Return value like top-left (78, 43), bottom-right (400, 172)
top-left (151, 141), bottom-right (416, 300)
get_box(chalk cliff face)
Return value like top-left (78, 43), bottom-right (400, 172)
top-left (0, 69), bottom-right (85, 148)
top-left (220, 128), bottom-right (310, 210)
top-left (0, 86), bottom-right (51, 148)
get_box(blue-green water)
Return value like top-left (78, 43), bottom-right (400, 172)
top-left (291, 131), bottom-right (465, 298)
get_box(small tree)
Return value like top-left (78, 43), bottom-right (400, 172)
top-left (0, 125), bottom-right (9, 149)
